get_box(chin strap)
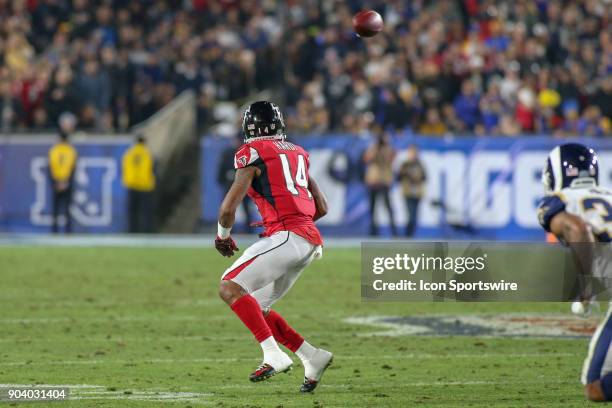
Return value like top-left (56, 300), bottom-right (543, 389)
top-left (244, 134), bottom-right (286, 143)
top-left (569, 178), bottom-right (597, 189)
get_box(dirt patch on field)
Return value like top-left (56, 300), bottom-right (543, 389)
top-left (345, 313), bottom-right (600, 338)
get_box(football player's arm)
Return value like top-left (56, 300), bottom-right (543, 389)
top-left (549, 211), bottom-right (595, 302)
top-left (549, 212), bottom-right (594, 244)
top-left (215, 166), bottom-right (258, 257)
top-left (218, 166), bottom-right (258, 230)
top-left (309, 176), bottom-right (328, 221)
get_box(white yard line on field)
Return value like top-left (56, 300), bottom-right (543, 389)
top-left (0, 384), bottom-right (211, 404)
top-left (0, 315), bottom-right (204, 324)
top-left (0, 312), bottom-right (350, 324)
top-left (213, 379), bottom-right (577, 390)
top-left (0, 333), bottom-right (341, 343)
top-left (0, 298), bottom-right (222, 308)
top-left (0, 384), bottom-right (104, 388)
top-left (0, 313), bottom-right (356, 324)
top-left (67, 395), bottom-right (210, 404)
top-left (0, 352), bottom-right (577, 367)
top-left (69, 391), bottom-right (211, 404)
top-left (0, 379), bottom-right (576, 403)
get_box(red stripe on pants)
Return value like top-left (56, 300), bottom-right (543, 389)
top-left (223, 256), bottom-right (258, 281)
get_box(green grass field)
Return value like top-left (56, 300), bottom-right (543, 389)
top-left (0, 246), bottom-right (595, 407)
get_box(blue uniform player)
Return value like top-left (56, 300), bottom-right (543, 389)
top-left (537, 143), bottom-right (612, 401)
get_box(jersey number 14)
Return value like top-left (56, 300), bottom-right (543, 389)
top-left (279, 154), bottom-right (312, 198)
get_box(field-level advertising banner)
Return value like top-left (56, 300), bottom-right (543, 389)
top-left (362, 242), bottom-right (612, 301)
top-left (201, 136), bottom-right (612, 241)
top-left (0, 137), bottom-right (131, 233)
top-left (1, 135), bottom-right (611, 236)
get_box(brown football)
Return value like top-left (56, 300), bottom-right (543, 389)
top-left (352, 9), bottom-right (383, 38)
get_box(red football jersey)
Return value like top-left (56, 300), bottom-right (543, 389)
top-left (234, 139), bottom-right (323, 245)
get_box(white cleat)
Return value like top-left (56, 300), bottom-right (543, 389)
top-left (250, 352), bottom-right (293, 382)
top-left (300, 349), bottom-right (333, 393)
top-left (572, 299), bottom-right (600, 316)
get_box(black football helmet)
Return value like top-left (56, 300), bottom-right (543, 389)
top-left (542, 143), bottom-right (598, 193)
top-left (242, 101), bottom-right (286, 142)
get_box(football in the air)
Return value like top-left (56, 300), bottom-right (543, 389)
top-left (352, 9), bottom-right (383, 38)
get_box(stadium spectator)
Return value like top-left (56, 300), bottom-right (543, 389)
top-left (0, 1), bottom-right (609, 136)
top-left (75, 59), bottom-right (111, 129)
top-left (46, 64), bottom-right (78, 127)
top-left (121, 135), bottom-right (156, 233)
top-left (536, 87), bottom-right (563, 133)
top-left (453, 80), bottom-right (481, 131)
top-left (418, 108), bottom-right (447, 136)
top-left (591, 76), bottom-right (612, 121)
top-left (515, 87), bottom-right (537, 132)
top-left (560, 102), bottom-right (581, 137)
top-left (398, 145), bottom-right (426, 237)
top-left (499, 114), bottom-right (522, 137)
top-left (48, 113), bottom-right (78, 233)
top-left (441, 104), bottom-right (466, 134)
top-left (363, 130), bottom-right (397, 236)
top-left (480, 83), bottom-right (505, 133)
top-left (578, 106), bottom-right (607, 137)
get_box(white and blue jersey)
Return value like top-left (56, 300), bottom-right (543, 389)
top-left (539, 186), bottom-right (612, 388)
top-left (538, 186), bottom-right (612, 243)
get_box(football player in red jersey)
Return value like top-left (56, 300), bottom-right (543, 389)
top-left (215, 101), bottom-right (332, 392)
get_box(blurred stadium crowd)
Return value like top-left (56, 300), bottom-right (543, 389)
top-left (0, 0), bottom-right (610, 136)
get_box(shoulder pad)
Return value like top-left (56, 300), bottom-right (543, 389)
top-left (234, 145), bottom-right (261, 169)
top-left (537, 194), bottom-right (566, 232)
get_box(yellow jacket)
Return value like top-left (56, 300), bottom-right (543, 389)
top-left (122, 143), bottom-right (156, 191)
top-left (48, 142), bottom-right (77, 182)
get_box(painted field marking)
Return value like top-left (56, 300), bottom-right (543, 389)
top-left (0, 312), bottom-right (350, 324)
top-left (0, 384), bottom-right (104, 388)
top-left (0, 379), bottom-right (577, 396)
top-left (0, 312), bottom-right (350, 325)
top-left (0, 352), bottom-right (578, 367)
top-left (0, 333), bottom-right (344, 343)
top-left (0, 384), bottom-right (211, 404)
top-left (0, 315), bottom-right (205, 324)
top-left (345, 314), bottom-right (601, 339)
top-left (212, 378), bottom-right (577, 390)
top-left (0, 298), bottom-right (222, 308)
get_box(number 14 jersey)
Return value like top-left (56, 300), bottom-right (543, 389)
top-left (233, 139), bottom-right (323, 245)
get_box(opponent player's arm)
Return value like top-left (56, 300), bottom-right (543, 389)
top-left (218, 166), bottom-right (259, 231)
top-left (309, 176), bottom-right (328, 221)
top-left (549, 211), bottom-right (595, 302)
top-left (549, 212), bottom-right (594, 244)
